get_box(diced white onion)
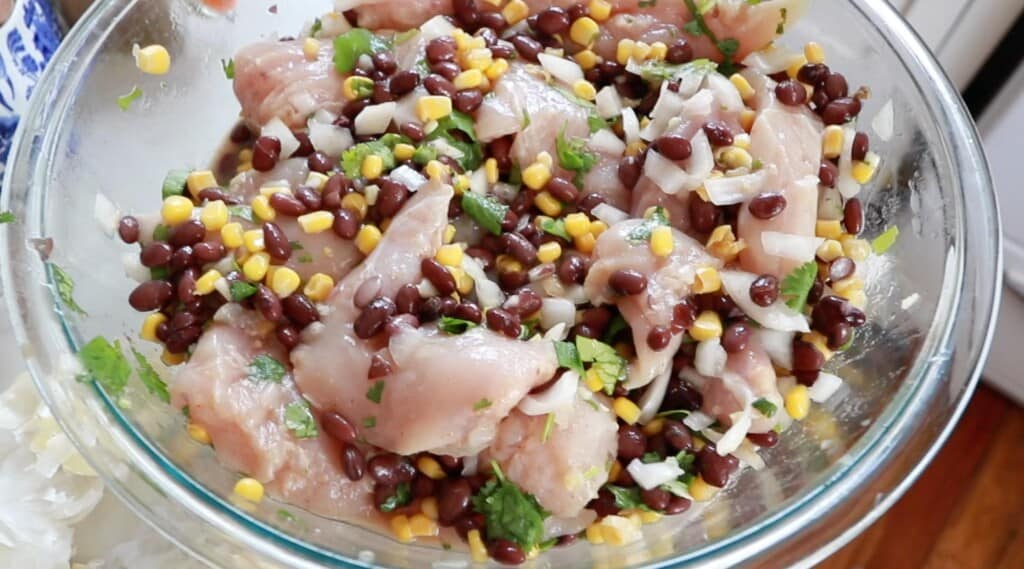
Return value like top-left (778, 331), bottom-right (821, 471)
top-left (469, 167), bottom-right (488, 195)
top-left (761, 232), bottom-right (825, 263)
top-left (637, 369), bottom-right (672, 425)
top-left (837, 125), bottom-right (860, 198)
top-left (539, 298), bottom-right (576, 331)
top-left (621, 108), bottom-right (640, 144)
top-left (429, 138), bottom-right (465, 160)
top-left (288, 91), bottom-right (320, 120)
top-left (695, 339), bottom-right (727, 377)
top-left (262, 117), bottom-right (301, 158)
top-left (390, 165), bottom-right (428, 191)
top-left (703, 168), bottom-right (770, 205)
top-left (418, 278), bottom-right (440, 298)
top-left (461, 255), bottom-right (504, 309)
top-left (308, 122), bottom-right (353, 157)
top-left (755, 328), bottom-right (796, 369)
top-left (684, 410), bottom-right (715, 431)
top-left (420, 15), bottom-right (456, 41)
top-left (538, 53), bottom-right (583, 85)
top-left (393, 87), bottom-right (426, 125)
top-left (818, 186), bottom-right (844, 221)
top-left (720, 270), bottom-right (810, 333)
top-left (588, 129), bottom-right (626, 156)
top-left (681, 88), bottom-right (714, 121)
top-left (741, 44), bottom-right (804, 75)
top-left (595, 86), bottom-right (622, 119)
top-left (354, 102), bottom-right (396, 136)
top-left (93, 193), bottom-right (120, 238)
top-left (591, 203), bottom-right (630, 226)
top-left (214, 277), bottom-right (231, 301)
top-left (518, 371), bottom-right (580, 415)
top-left (543, 511), bottom-right (597, 540)
top-left (627, 457), bottom-right (684, 490)
top-left (901, 293), bottom-right (920, 310)
top-left (732, 439), bottom-right (766, 470)
top-left (808, 372), bottom-right (843, 403)
top-left (641, 83), bottom-right (685, 141)
top-left (528, 262), bottom-right (555, 282)
top-left (462, 454), bottom-right (479, 476)
top-left (643, 131), bottom-right (713, 196)
top-left (363, 184), bottom-right (379, 206)
top-left (704, 72), bottom-right (744, 113)
top-left (872, 99), bottom-right (894, 142)
top-left (122, 252), bottom-right (149, 283)
top-left (541, 322), bottom-right (569, 341)
top-left (309, 109), bottom-right (338, 125)
top-left (715, 408), bottom-right (752, 455)
top-left (319, 11), bottom-right (352, 37)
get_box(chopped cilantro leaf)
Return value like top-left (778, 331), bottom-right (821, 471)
top-left (556, 130), bottom-right (598, 187)
top-left (474, 398), bottom-right (493, 411)
top-left (51, 263), bottom-right (87, 316)
top-left (161, 169), bottom-right (189, 199)
top-left (626, 206), bottom-right (670, 243)
top-left (780, 261), bottom-right (818, 312)
top-left (606, 485), bottom-right (648, 510)
top-left (310, 18), bottom-right (322, 36)
top-left (221, 58), bottom-right (235, 79)
top-left (367, 380), bottom-right (386, 404)
top-left (752, 398), bottom-right (777, 418)
top-left (229, 281), bottom-right (259, 302)
top-left (248, 354), bottom-right (286, 383)
top-left (641, 451), bottom-right (662, 464)
top-left (277, 509), bottom-right (298, 523)
top-left (631, 58), bottom-right (717, 83)
top-left (776, 7), bottom-right (788, 35)
top-left (363, 416), bottom-right (377, 428)
top-left (297, 253), bottom-right (313, 263)
top-left (78, 336), bottom-right (131, 396)
top-left (661, 479), bottom-right (692, 497)
top-left (575, 336), bottom-right (627, 395)
top-left (587, 115), bottom-right (607, 133)
top-left (554, 341), bottom-right (585, 375)
top-left (472, 462), bottom-right (548, 551)
top-left (539, 217), bottom-right (571, 241)
top-left (412, 144), bottom-right (438, 165)
top-left (438, 316), bottom-right (479, 335)
top-left (676, 451), bottom-right (697, 470)
top-left (0, 211), bottom-right (14, 224)
top-left (333, 28), bottom-right (389, 74)
top-left (227, 205), bottom-right (254, 223)
top-left (603, 312), bottom-right (629, 344)
top-left (461, 191), bottom-right (509, 236)
top-left (131, 346), bottom-right (169, 403)
top-left (284, 400), bottom-right (318, 439)
top-left (872, 226), bottom-right (899, 254)
top-left (341, 141), bottom-right (395, 179)
top-left (117, 86), bottom-right (142, 111)
top-left (541, 413), bottom-right (556, 442)
top-left (426, 111), bottom-right (483, 171)
top-left (289, 241), bottom-right (304, 251)
top-left (380, 482), bottom-right (412, 512)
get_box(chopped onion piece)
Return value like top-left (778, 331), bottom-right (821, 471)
top-left (539, 298), bottom-right (576, 331)
top-left (621, 108), bottom-right (640, 144)
top-left (309, 109), bottom-right (338, 126)
top-left (641, 83), bottom-right (685, 141)
top-left (354, 102), bottom-right (396, 136)
top-left (704, 72), bottom-right (744, 113)
top-left (715, 408), bottom-right (752, 455)
top-left (595, 86), bottom-right (622, 119)
top-left (213, 277), bottom-right (231, 300)
top-left (469, 167), bottom-right (488, 195)
top-left (588, 129), bottom-right (626, 156)
top-left (741, 44), bottom-right (804, 75)
top-left (429, 138), bottom-right (464, 160)
top-left (732, 439), bottom-right (766, 470)
top-left (837, 125), bottom-right (859, 198)
top-left (720, 270), bottom-right (810, 333)
top-left (518, 371), bottom-right (579, 415)
top-left (637, 369), bottom-right (672, 425)
top-left (872, 99), bottom-right (894, 142)
top-left (818, 186), bottom-right (844, 221)
top-left (681, 88), bottom-right (714, 121)
top-left (703, 168), bottom-right (770, 205)
top-left (462, 454), bottom-right (479, 476)
top-left (695, 339), bottom-right (727, 377)
top-left (461, 255), bottom-right (504, 309)
top-left (626, 457), bottom-right (684, 490)
top-left (901, 293), bottom-right (920, 310)
top-left (808, 372), bottom-right (843, 403)
top-left (262, 117), bottom-right (300, 158)
top-left (591, 203), bottom-right (629, 226)
top-left (756, 328), bottom-right (796, 369)
top-left (122, 252), bottom-right (149, 283)
top-left (390, 165), bottom-right (428, 191)
top-left (684, 410), bottom-right (715, 431)
top-left (643, 131), bottom-right (713, 196)
top-left (420, 15), bottom-right (455, 40)
top-left (538, 53), bottom-right (583, 85)
top-left (761, 232), bottom-right (825, 263)
top-left (308, 122), bottom-right (353, 157)
top-left (93, 193), bottom-right (120, 238)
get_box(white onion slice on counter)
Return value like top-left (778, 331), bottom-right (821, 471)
top-left (262, 117), bottom-right (300, 158)
top-left (636, 369), bottom-right (672, 425)
top-left (461, 255), bottom-right (504, 309)
top-left (538, 52), bottom-right (583, 85)
top-left (872, 99), bottom-right (894, 142)
top-left (517, 371), bottom-right (579, 416)
top-left (808, 372), bottom-right (844, 403)
top-left (595, 85), bottom-right (622, 119)
top-left (627, 456), bottom-right (684, 490)
top-left (589, 129), bottom-right (626, 156)
top-left (93, 193), bottom-right (120, 238)
top-left (539, 298), bottom-right (576, 331)
top-left (308, 122), bottom-right (353, 157)
top-left (720, 270), bottom-right (811, 333)
top-left (741, 44), bottom-right (804, 75)
top-left (703, 168), bottom-right (770, 206)
top-left (684, 410), bottom-right (715, 431)
top-left (389, 165), bottom-right (427, 191)
top-left (837, 125), bottom-right (860, 198)
top-left (760, 231), bottom-right (825, 263)
top-left (695, 339), bottom-right (727, 377)
top-left (755, 328), bottom-right (796, 369)
top-left (621, 107), bottom-right (641, 144)
top-left (591, 203), bottom-right (629, 226)
top-left (354, 102), bottom-right (395, 136)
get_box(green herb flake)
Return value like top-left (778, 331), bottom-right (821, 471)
top-left (438, 316), bottom-right (479, 335)
top-left (631, 58), bottom-right (716, 83)
top-left (333, 28), bottom-right (389, 74)
top-left (277, 509), bottom-right (298, 523)
top-left (474, 398), bottom-right (493, 411)
top-left (638, 0), bottom-right (658, 7)
top-left (752, 398), bottom-right (777, 418)
top-left (117, 86), bottom-right (142, 111)
top-left (341, 140), bottom-right (396, 179)
top-left (472, 462), bottom-right (548, 551)
top-left (541, 412), bottom-right (556, 443)
top-left (872, 226), bottom-right (900, 255)
top-left (227, 205), bottom-right (254, 223)
top-left (780, 261), bottom-right (818, 312)
top-left (152, 224), bottom-right (171, 241)
top-left (297, 253), bottom-right (313, 264)
top-left (0, 211), bottom-right (16, 224)
top-left (229, 281), bottom-right (259, 302)
top-left (426, 110), bottom-right (483, 171)
top-left (380, 482), bottom-right (412, 512)
top-left (412, 144), bottom-right (438, 165)
top-left (310, 18), bottom-right (322, 36)
top-left (606, 485), bottom-right (648, 510)
top-left (363, 416), bottom-right (377, 428)
top-left (130, 346), bottom-right (169, 403)
top-left (660, 479), bottom-right (691, 497)
top-left (539, 217), bottom-right (571, 241)
top-left (641, 451), bottom-right (662, 464)
top-left (248, 354), bottom-right (287, 383)
top-left (626, 206), bottom-right (670, 243)
top-left (284, 400), bottom-right (318, 439)
top-left (367, 380), bottom-right (386, 404)
top-left (77, 336), bottom-right (131, 396)
top-left (776, 7), bottom-right (788, 35)
top-left (221, 58), bottom-right (235, 79)
top-left (51, 264), bottom-right (87, 316)
top-left (556, 129), bottom-right (598, 187)
top-left (554, 341), bottom-right (585, 375)
top-left (587, 114), bottom-right (608, 133)
top-left (394, 29), bottom-right (419, 45)
top-left (182, 405), bottom-right (190, 418)
top-left (461, 191), bottom-right (509, 236)
top-left (575, 336), bottom-right (627, 395)
top-left (603, 312), bottom-right (629, 344)
top-left (161, 169), bottom-right (189, 199)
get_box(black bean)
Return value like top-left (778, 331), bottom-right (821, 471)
top-left (293, 132), bottom-right (315, 158)
top-left (589, 489), bottom-right (620, 517)
top-left (366, 454), bottom-right (405, 486)
top-left (506, 287), bottom-right (542, 317)
top-left (663, 376), bottom-right (703, 411)
top-left (411, 474), bottom-right (436, 499)
top-left (391, 283), bottom-right (420, 315)
top-left (454, 302), bottom-right (483, 324)
top-left (421, 258), bottom-right (457, 296)
top-left (810, 88), bottom-right (830, 112)
top-left (398, 124), bottom-right (423, 143)
top-left (665, 496), bottom-right (692, 515)
top-left (424, 74), bottom-right (457, 98)
top-left (819, 160), bottom-right (838, 187)
top-left (617, 425), bottom-right (647, 460)
top-left (536, 7), bottom-right (570, 34)
top-left (672, 298), bottom-right (698, 331)
top-left (829, 256), bottom-right (856, 282)
top-left (169, 246), bottom-right (195, 273)
top-left (118, 216), bottom-right (141, 244)
top-left (663, 420), bottom-right (693, 452)
top-left (828, 322), bottom-right (853, 350)
top-left (376, 178), bottom-right (410, 218)
top-left (431, 61), bottom-right (461, 81)
top-left (749, 274), bottom-right (780, 306)
top-left (499, 270), bottom-right (529, 291)
top-left (689, 195), bottom-right (722, 234)
top-left (641, 487), bottom-right (672, 511)
top-left (655, 134), bottom-right (693, 161)
top-left (748, 192), bottom-right (787, 220)
top-left (372, 484), bottom-right (399, 512)
top-left (341, 444), bottom-right (366, 481)
top-left (453, 88), bottom-right (484, 113)
top-left (479, 11), bottom-right (508, 32)
top-left (254, 285), bottom-right (284, 322)
top-left (722, 321), bottom-right (752, 353)
top-left (197, 188), bottom-right (239, 205)
top-left (490, 40), bottom-right (515, 60)
top-left (580, 307), bottom-right (612, 336)
top-left (821, 97), bottom-right (862, 125)
top-left (294, 186), bottom-right (322, 214)
top-left (576, 193), bottom-right (607, 217)
top-left (438, 478), bottom-right (473, 524)
top-left (388, 70), bottom-right (420, 98)
top-left (165, 325), bottom-right (202, 353)
top-left (262, 222), bottom-right (291, 261)
top-left (501, 233), bottom-right (538, 265)
top-left (647, 325), bottom-right (672, 351)
top-left (775, 79), bottom-right (807, 106)
top-left (355, 296), bottom-right (397, 339)
top-left (129, 280), bottom-right (174, 311)
top-left (510, 34), bottom-right (543, 62)
top-left (844, 198), bottom-right (863, 235)
top-left (822, 72), bottom-right (848, 100)
top-left (282, 293), bottom-right (320, 327)
top-left (169, 220), bottom-right (206, 248)
top-left (276, 324), bottom-right (301, 349)
top-left (852, 131), bottom-right (870, 162)
top-left (332, 208), bottom-right (360, 240)
top-left (306, 151), bottom-right (332, 174)
top-left (426, 36), bottom-right (457, 64)
top-left (342, 98), bottom-right (369, 119)
top-left (252, 136), bottom-right (281, 172)
top-left (747, 431), bottom-right (779, 448)
top-left (489, 540), bottom-right (526, 565)
top-left (612, 154), bottom-right (642, 189)
top-left (193, 241), bottom-right (226, 264)
top-left (793, 340), bottom-right (825, 372)
top-left (703, 121), bottom-right (734, 146)
top-left (269, 192), bottom-right (308, 217)
top-left (797, 63), bottom-right (829, 86)
top-left (557, 253), bottom-right (587, 285)
top-left (177, 269), bottom-right (197, 303)
top-left (486, 307), bottom-right (521, 338)
top-left (698, 444), bottom-right (740, 488)
top-left (666, 39), bottom-right (694, 64)
top-left (140, 242), bottom-right (173, 267)
top-left (230, 122), bottom-right (253, 143)
top-left (369, 353), bottom-right (393, 379)
top-left (609, 269), bottom-right (647, 296)
top-left (371, 51), bottom-right (397, 75)
top-left (454, 513), bottom-right (485, 538)
top-left (452, 0), bottom-right (480, 26)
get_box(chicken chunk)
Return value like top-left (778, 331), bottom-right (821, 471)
top-left (684, 336), bottom-right (781, 433)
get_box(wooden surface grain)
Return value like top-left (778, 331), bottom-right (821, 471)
top-left (816, 385), bottom-right (1023, 569)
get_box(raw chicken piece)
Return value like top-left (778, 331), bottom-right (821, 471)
top-left (233, 39), bottom-right (345, 130)
top-left (488, 395), bottom-right (618, 517)
top-left (737, 106), bottom-right (823, 278)
top-left (684, 337), bottom-right (781, 434)
top-left (291, 181), bottom-right (559, 456)
top-left (584, 219), bottom-right (720, 389)
top-left (171, 321), bottom-right (376, 520)
top-left (583, 150), bottom-right (631, 212)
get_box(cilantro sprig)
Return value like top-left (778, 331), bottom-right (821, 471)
top-left (426, 110), bottom-right (483, 171)
top-left (248, 354), bottom-right (287, 383)
top-left (77, 336), bottom-right (131, 396)
top-left (575, 336), bottom-right (627, 395)
top-left (556, 130), bottom-right (598, 187)
top-left (51, 263), bottom-right (87, 316)
top-left (461, 192), bottom-right (509, 236)
top-left (681, 0), bottom-right (741, 72)
top-left (131, 346), bottom-right (169, 403)
top-left (626, 206), bottom-right (670, 243)
top-left (333, 28), bottom-right (390, 74)
top-left (284, 400), bottom-right (318, 439)
top-left (780, 261), bottom-right (818, 312)
top-left (472, 462), bottom-right (548, 551)
top-left (341, 141), bottom-right (395, 179)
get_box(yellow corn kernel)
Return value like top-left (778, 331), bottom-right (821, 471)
top-left (650, 41), bottom-right (668, 61)
top-left (302, 171), bottom-right (328, 190)
top-left (616, 38), bottom-right (636, 65)
top-left (786, 55), bottom-right (808, 79)
top-left (302, 37), bottom-right (320, 61)
top-left (585, 368), bottom-right (605, 392)
top-left (816, 239), bottom-right (844, 262)
top-left (574, 49), bottom-right (599, 71)
top-left (613, 397), bottom-right (642, 425)
top-left (416, 95), bottom-right (453, 123)
top-left (243, 252), bottom-right (271, 281)
top-left (804, 41), bottom-right (826, 65)
top-left (435, 244), bottom-right (464, 267)
top-left (586, 523), bottom-right (605, 544)
top-left (234, 477), bottom-right (265, 503)
top-left (425, 160), bottom-right (449, 182)
top-left (195, 270), bottom-right (222, 296)
top-left (609, 460), bottom-right (623, 483)
top-left (833, 276), bottom-right (865, 300)
top-left (393, 143), bottom-right (416, 162)
top-left (600, 515), bottom-right (642, 546)
top-left (802, 330), bottom-right (834, 361)
top-left (589, 0), bottom-right (613, 21)
top-left (650, 225), bottom-right (675, 258)
top-left (537, 242), bottom-right (563, 264)
top-left (140, 313), bottom-right (167, 342)
top-left (690, 310), bottom-right (723, 342)
top-left (570, 16), bottom-right (600, 47)
top-left (251, 195), bottom-right (275, 221)
top-left (730, 73), bottom-right (755, 101)
top-left (302, 273), bottom-right (334, 303)
top-left (573, 79), bottom-right (597, 101)
top-left (496, 254), bottom-right (523, 274)
top-left (640, 510), bottom-right (663, 524)
top-left (220, 222), bottom-right (244, 249)
top-left (693, 266), bottom-right (721, 294)
top-left (186, 170), bottom-right (216, 198)
top-left (642, 418), bottom-right (665, 437)
top-left (355, 225), bottom-right (382, 255)
top-left (161, 195), bottom-right (194, 225)
top-left (843, 238), bottom-right (871, 262)
top-left (483, 158), bottom-right (500, 185)
top-left (589, 220), bottom-right (608, 237)
top-left (785, 385), bottom-right (811, 420)
top-left (390, 515), bottom-right (414, 543)
top-left (199, 200), bottom-right (229, 231)
top-left (719, 146), bottom-right (753, 170)
top-left (361, 154), bottom-right (384, 180)
top-left (416, 456), bottom-right (447, 480)
top-left (689, 475), bottom-right (719, 499)
top-left (451, 29), bottom-right (472, 50)
top-left (243, 230), bottom-right (264, 254)
top-left (135, 44), bottom-right (171, 75)
top-left (186, 422), bottom-right (211, 445)
top-left (816, 220), bottom-right (843, 239)
top-left (707, 225), bottom-right (746, 262)
top-left (485, 57), bottom-right (510, 81)
top-left (730, 134), bottom-right (751, 152)
top-left (341, 193), bottom-right (368, 220)
top-left (342, 75), bottom-right (374, 100)
top-left (574, 232), bottom-right (597, 254)
top-left (537, 151), bottom-right (554, 168)
top-left (534, 191), bottom-right (563, 217)
top-left (161, 349), bottom-right (186, 366)
top-left (451, 266), bottom-right (473, 295)
top-left (468, 529), bottom-right (488, 562)
top-left (822, 125), bottom-right (845, 159)
top-left (297, 210), bottom-right (334, 234)
top-left (269, 267), bottom-right (301, 297)
top-left (454, 68), bottom-right (484, 91)
top-left (501, 0), bottom-right (529, 25)
top-left (632, 41), bottom-right (652, 62)
top-left (421, 497), bottom-right (439, 520)
top-left (464, 47), bottom-right (493, 72)
top-left (564, 212), bottom-right (592, 238)
top-left (258, 184), bottom-right (291, 198)
top-left (522, 162), bottom-right (552, 190)
top-left (452, 174), bottom-right (471, 194)
top-left (408, 513), bottom-right (439, 538)
top-left (852, 160), bottom-right (876, 184)
top-left (847, 289), bottom-right (868, 310)
top-left (443, 224), bottom-right (457, 244)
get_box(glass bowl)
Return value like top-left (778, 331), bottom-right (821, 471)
top-left (0, 0), bottom-right (1002, 567)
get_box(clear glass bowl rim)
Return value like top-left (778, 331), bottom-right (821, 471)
top-left (0, 0), bottom-right (1003, 567)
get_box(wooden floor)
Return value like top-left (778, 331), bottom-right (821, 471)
top-left (817, 385), bottom-right (1024, 569)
